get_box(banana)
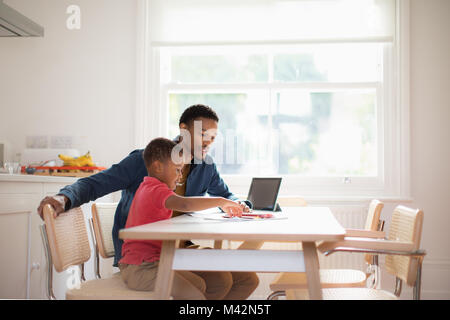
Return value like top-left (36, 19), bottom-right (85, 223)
top-left (58, 151), bottom-right (96, 167)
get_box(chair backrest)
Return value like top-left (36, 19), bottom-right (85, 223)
top-left (91, 203), bottom-right (117, 259)
top-left (43, 204), bottom-right (91, 273)
top-left (364, 199), bottom-right (384, 264)
top-left (364, 199), bottom-right (384, 231)
top-left (385, 205), bottom-right (424, 286)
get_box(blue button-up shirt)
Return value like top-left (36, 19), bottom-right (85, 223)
top-left (58, 149), bottom-right (248, 265)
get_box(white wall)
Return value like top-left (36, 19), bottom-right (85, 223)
top-left (407, 0), bottom-right (450, 299)
top-left (0, 0), bottom-right (137, 167)
top-left (377, 0), bottom-right (450, 300)
top-left (0, 0), bottom-right (449, 300)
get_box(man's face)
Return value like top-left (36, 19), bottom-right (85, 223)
top-left (180, 117), bottom-right (218, 160)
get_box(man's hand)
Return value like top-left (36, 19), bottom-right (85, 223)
top-left (37, 195), bottom-right (68, 220)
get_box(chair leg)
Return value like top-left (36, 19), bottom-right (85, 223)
top-left (374, 265), bottom-right (381, 289)
top-left (394, 277), bottom-right (402, 297)
top-left (80, 263), bottom-right (86, 282)
top-left (95, 248), bottom-right (101, 279)
top-left (372, 255), bottom-right (382, 289)
top-left (40, 225), bottom-right (56, 300)
top-left (413, 260), bottom-right (423, 300)
top-left (88, 218), bottom-right (101, 279)
top-left (267, 291), bottom-right (286, 300)
top-left (366, 263), bottom-right (377, 288)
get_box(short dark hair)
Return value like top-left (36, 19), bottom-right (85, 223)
top-left (143, 137), bottom-right (178, 168)
top-left (179, 104), bottom-right (219, 126)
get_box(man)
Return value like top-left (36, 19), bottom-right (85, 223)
top-left (37, 104), bottom-right (258, 299)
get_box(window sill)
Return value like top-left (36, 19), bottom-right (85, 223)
top-left (234, 194), bottom-right (413, 205)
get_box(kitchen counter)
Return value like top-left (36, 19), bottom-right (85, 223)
top-left (0, 172), bottom-right (119, 299)
top-left (0, 173), bottom-right (79, 184)
top-left (0, 174), bottom-right (79, 299)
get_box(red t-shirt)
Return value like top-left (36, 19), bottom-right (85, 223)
top-left (119, 176), bottom-right (175, 265)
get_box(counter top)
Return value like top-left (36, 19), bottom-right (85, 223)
top-left (0, 173), bottom-right (79, 183)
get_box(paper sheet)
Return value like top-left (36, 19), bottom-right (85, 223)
top-left (187, 209), bottom-right (288, 221)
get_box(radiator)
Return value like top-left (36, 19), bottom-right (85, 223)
top-left (318, 205), bottom-right (367, 270)
top-left (247, 204), bottom-right (369, 299)
top-left (193, 205), bottom-right (369, 299)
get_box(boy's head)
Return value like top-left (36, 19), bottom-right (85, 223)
top-left (143, 138), bottom-right (183, 190)
top-left (179, 104), bottom-right (219, 160)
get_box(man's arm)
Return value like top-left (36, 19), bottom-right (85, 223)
top-left (206, 163), bottom-right (234, 198)
top-left (37, 150), bottom-right (144, 219)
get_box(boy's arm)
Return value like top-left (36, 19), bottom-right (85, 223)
top-left (165, 194), bottom-right (242, 216)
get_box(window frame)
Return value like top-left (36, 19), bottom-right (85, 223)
top-left (136, 0), bottom-right (411, 200)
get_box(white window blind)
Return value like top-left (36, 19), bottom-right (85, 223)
top-left (148, 0), bottom-right (396, 44)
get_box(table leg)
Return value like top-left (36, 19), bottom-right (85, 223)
top-left (302, 241), bottom-right (323, 300)
top-left (154, 240), bottom-right (178, 299)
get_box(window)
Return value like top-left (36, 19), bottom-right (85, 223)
top-left (163, 44), bottom-right (382, 179)
top-left (139, 0), bottom-right (410, 198)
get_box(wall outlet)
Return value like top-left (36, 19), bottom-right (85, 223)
top-left (50, 136), bottom-right (73, 149)
top-left (26, 136), bottom-right (48, 149)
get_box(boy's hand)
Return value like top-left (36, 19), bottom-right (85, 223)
top-left (220, 199), bottom-right (243, 218)
top-left (238, 201), bottom-right (251, 213)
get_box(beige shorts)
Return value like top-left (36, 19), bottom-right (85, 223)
top-left (118, 242), bottom-right (260, 300)
top-left (119, 261), bottom-right (207, 300)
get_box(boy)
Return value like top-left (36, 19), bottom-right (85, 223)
top-left (119, 138), bottom-right (252, 300)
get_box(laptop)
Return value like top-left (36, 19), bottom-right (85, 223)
top-left (246, 177), bottom-right (282, 212)
top-left (187, 177), bottom-right (283, 220)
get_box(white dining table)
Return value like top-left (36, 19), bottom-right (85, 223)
top-left (119, 206), bottom-right (345, 300)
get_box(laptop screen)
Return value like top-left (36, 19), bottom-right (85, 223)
top-left (246, 178), bottom-right (282, 211)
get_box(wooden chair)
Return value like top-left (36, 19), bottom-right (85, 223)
top-left (89, 202), bottom-right (117, 278)
top-left (267, 199), bottom-right (385, 299)
top-left (40, 204), bottom-right (156, 300)
top-left (287, 205), bottom-right (425, 300)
